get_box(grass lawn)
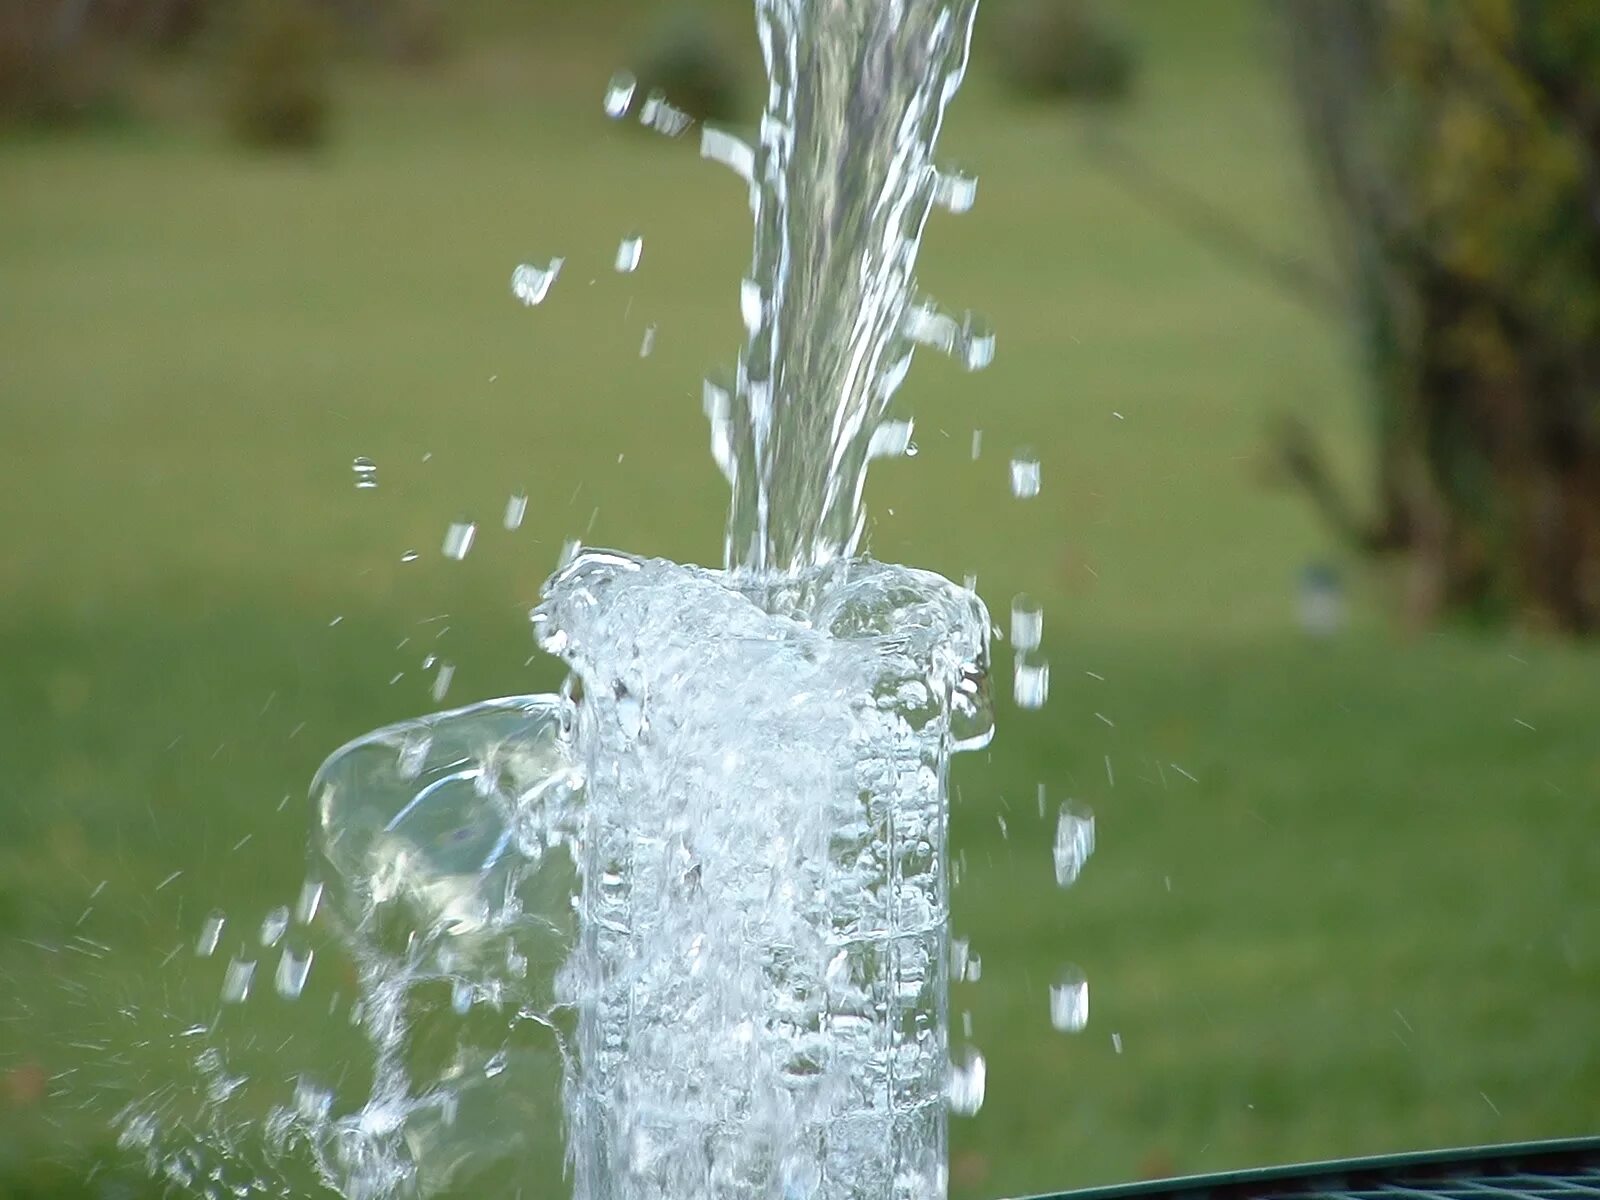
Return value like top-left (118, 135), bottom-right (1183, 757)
top-left (2, 2), bottom-right (1597, 1197)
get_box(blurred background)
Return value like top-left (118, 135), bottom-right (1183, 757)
top-left (2, 0), bottom-right (1598, 1197)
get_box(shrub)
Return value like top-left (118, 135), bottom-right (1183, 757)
top-left (991, 0), bottom-right (1138, 105)
top-left (221, 0), bottom-right (333, 150)
top-left (632, 5), bottom-right (743, 125)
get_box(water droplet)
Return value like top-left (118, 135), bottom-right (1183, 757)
top-left (259, 906), bottom-right (289, 947)
top-left (503, 492), bottom-right (528, 531)
top-left (970, 429), bottom-right (982, 460)
top-left (638, 89), bottom-right (691, 137)
top-left (442, 521), bottom-right (477, 561)
top-left (602, 70), bottom-right (637, 119)
top-left (274, 941), bottom-right (313, 999)
top-left (451, 977), bottom-right (474, 1015)
top-left (1050, 964), bottom-right (1089, 1032)
top-left (639, 324), bottom-right (657, 357)
top-left (946, 1046), bottom-right (986, 1115)
top-left (934, 167), bottom-right (978, 213)
top-left (430, 662), bottom-right (455, 704)
top-left (700, 126), bottom-right (755, 180)
top-left (1111, 1032), bottom-right (1124, 1054)
top-left (510, 258), bottom-right (564, 306)
top-left (195, 909), bottom-right (225, 958)
top-left (867, 419), bottom-right (913, 460)
top-left (220, 957), bottom-right (256, 1004)
top-left (294, 1076), bottom-right (332, 1122)
top-left (400, 549), bottom-right (419, 564)
top-left (965, 951), bottom-right (982, 983)
top-left (1053, 803), bottom-right (1095, 887)
top-left (957, 312), bottom-right (995, 371)
top-left (294, 880), bottom-right (323, 925)
top-left (351, 456), bottom-right (377, 489)
top-left (559, 538), bottom-right (582, 569)
top-left (1014, 649), bottom-right (1050, 708)
top-left (1010, 594), bottom-right (1042, 651)
top-left (614, 234), bottom-right (643, 273)
top-left (484, 1050), bottom-right (508, 1079)
top-left (1010, 449), bottom-right (1041, 499)
top-left (903, 302), bottom-right (958, 352)
top-left (739, 278), bottom-right (763, 334)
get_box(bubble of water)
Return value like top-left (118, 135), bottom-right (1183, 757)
top-left (970, 429), bottom-right (982, 460)
top-left (965, 951), bottom-right (982, 982)
top-left (1050, 964), bottom-right (1089, 1032)
top-left (1053, 803), bottom-right (1096, 887)
top-left (614, 234), bottom-right (643, 274)
top-left (401, 549), bottom-right (420, 564)
top-left (1014, 649), bottom-right (1050, 708)
top-left (639, 324), bottom-right (657, 357)
top-left (1010, 593), bottom-right (1043, 651)
top-left (195, 909), bottom-right (225, 958)
top-left (503, 493), bottom-right (528, 531)
top-left (602, 70), bottom-right (637, 119)
top-left (430, 662), bottom-right (455, 704)
top-left (295, 880), bottom-right (323, 925)
top-left (274, 940), bottom-right (313, 999)
top-left (220, 958), bottom-right (255, 1004)
top-left (510, 258), bottom-right (563, 307)
top-left (352, 456), bottom-right (378, 490)
top-left (946, 1046), bottom-right (986, 1115)
top-left (442, 521), bottom-right (477, 561)
top-left (259, 906), bottom-right (290, 947)
top-left (1010, 449), bottom-right (1041, 499)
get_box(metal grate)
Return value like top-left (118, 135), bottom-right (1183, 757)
top-left (1023, 1139), bottom-right (1600, 1200)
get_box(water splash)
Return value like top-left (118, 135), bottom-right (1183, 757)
top-left (536, 549), bottom-right (992, 1200)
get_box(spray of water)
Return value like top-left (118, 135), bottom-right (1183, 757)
top-left (101, 2), bottom-right (1057, 1197)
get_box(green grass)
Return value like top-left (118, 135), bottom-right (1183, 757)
top-left (2, 2), bottom-right (1598, 1197)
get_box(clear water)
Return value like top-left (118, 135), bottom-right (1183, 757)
top-left (715, 0), bottom-right (983, 573)
top-left (113, 1), bottom-right (1018, 1196)
top-left (536, 550), bottom-right (991, 1199)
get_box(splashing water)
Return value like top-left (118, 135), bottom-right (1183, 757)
top-left (117, 2), bottom-right (1026, 1198)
